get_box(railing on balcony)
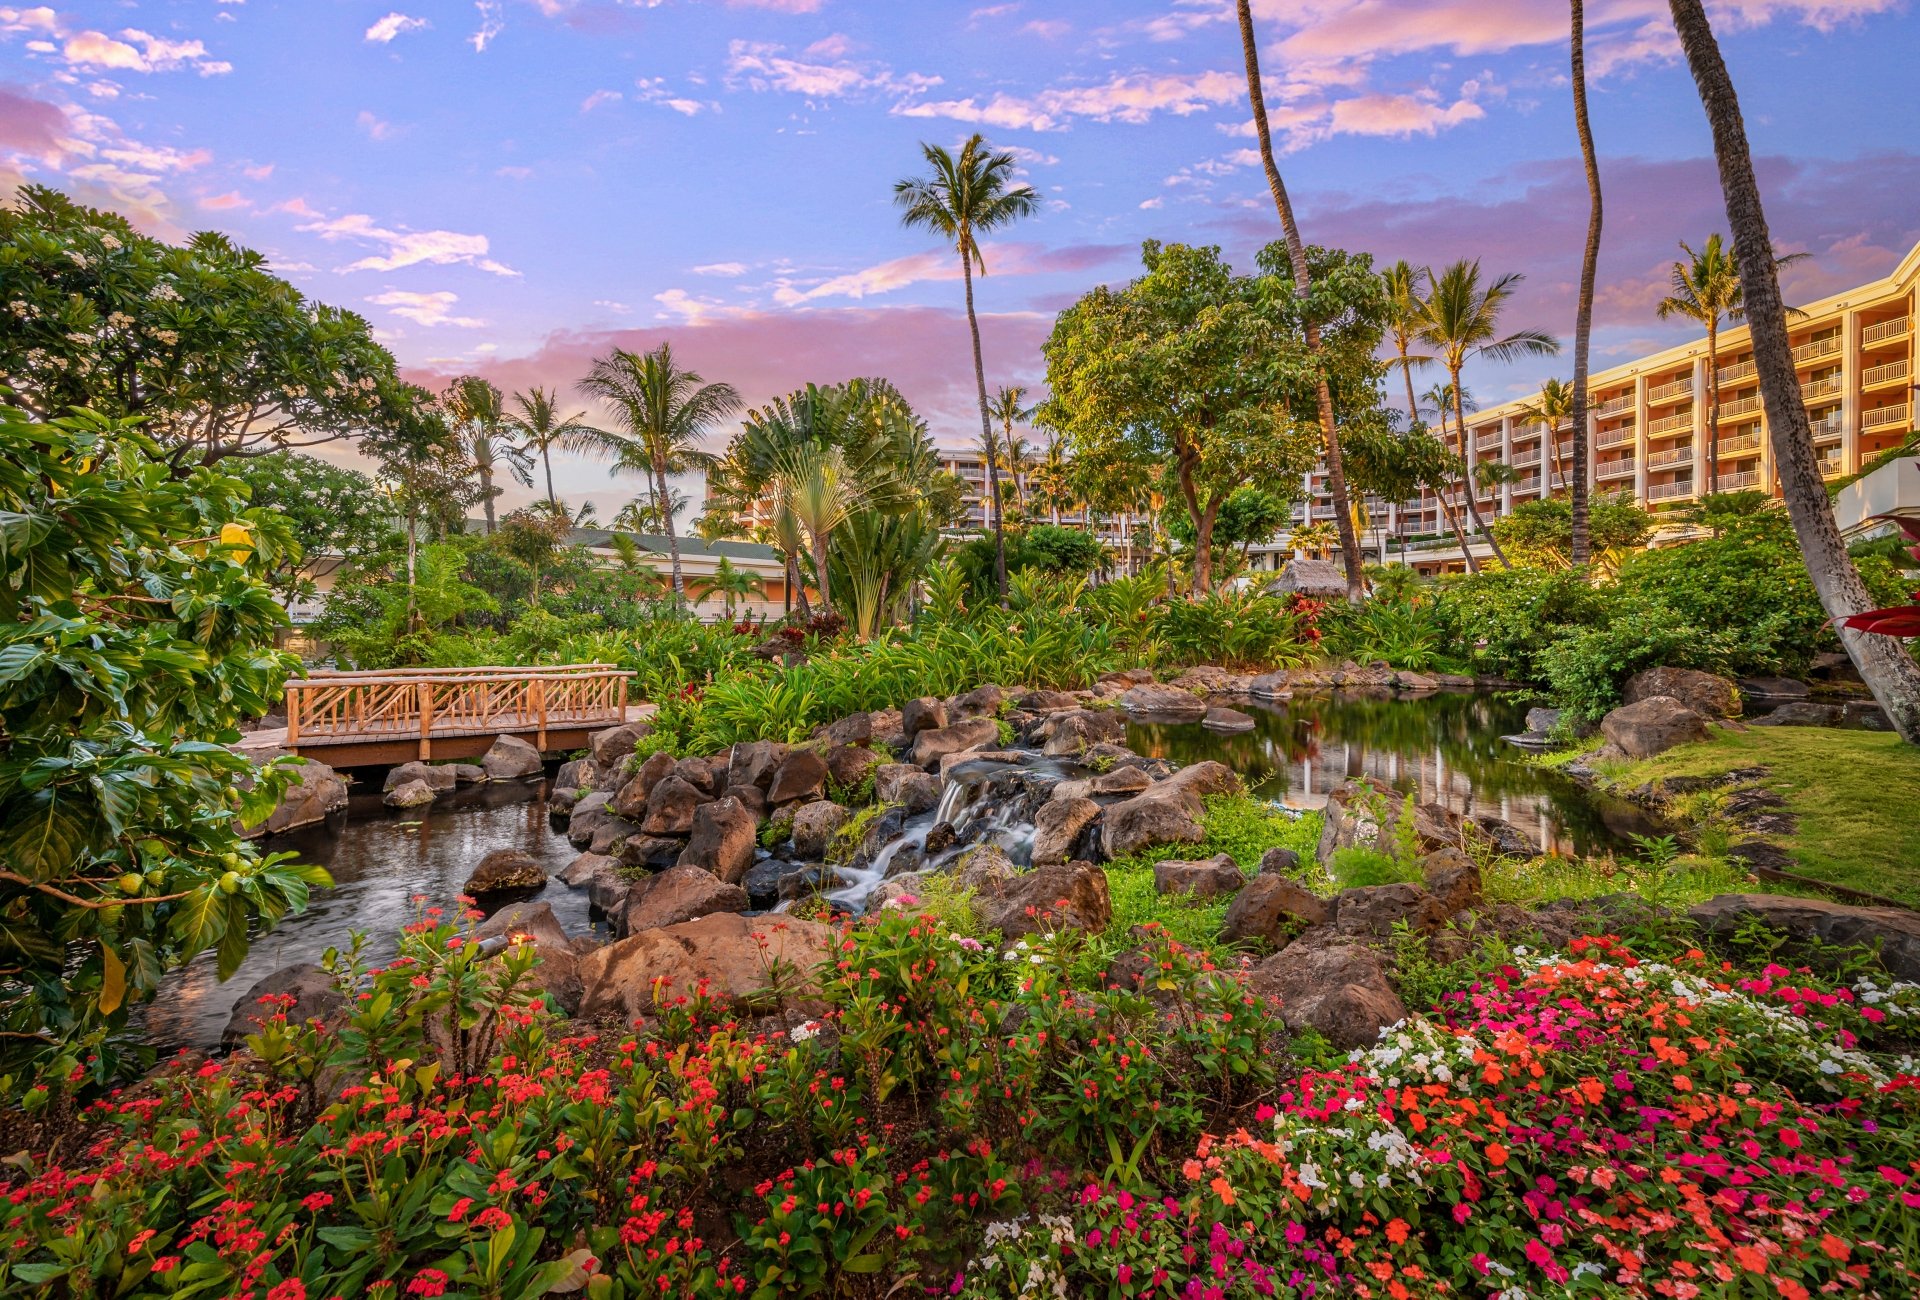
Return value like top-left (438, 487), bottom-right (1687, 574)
top-left (1801, 373), bottom-right (1845, 401)
top-left (1810, 418), bottom-right (1845, 444)
top-left (1715, 358), bottom-right (1757, 386)
top-left (1718, 393), bottom-right (1763, 419)
top-left (1791, 335), bottom-right (1842, 365)
top-left (1862, 403), bottom-right (1912, 432)
top-left (1593, 394), bottom-right (1635, 417)
top-left (1508, 474), bottom-right (1541, 493)
top-left (1508, 449), bottom-right (1541, 468)
top-left (1647, 377), bottom-right (1693, 404)
top-left (1595, 428), bottom-right (1636, 450)
top-left (1819, 455), bottom-right (1845, 479)
top-left (1595, 456), bottom-right (1635, 479)
top-left (1716, 432), bottom-right (1764, 457)
top-left (1863, 357), bottom-right (1911, 388)
top-left (1646, 446), bottom-right (1693, 469)
top-left (1646, 479), bottom-right (1696, 503)
top-left (1713, 469), bottom-right (1761, 492)
top-left (1647, 410), bottom-right (1695, 437)
top-left (1862, 315), bottom-right (1911, 346)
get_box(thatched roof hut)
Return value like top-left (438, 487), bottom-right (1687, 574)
top-left (1267, 557), bottom-right (1347, 599)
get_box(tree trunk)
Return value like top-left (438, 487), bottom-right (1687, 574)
top-left (1668, 0), bottom-right (1920, 744)
top-left (812, 533), bottom-right (831, 614)
top-left (1429, 400), bottom-right (1480, 573)
top-left (1452, 374), bottom-right (1513, 568)
top-left (480, 464), bottom-right (497, 534)
top-left (960, 246), bottom-right (1008, 607)
top-left (542, 447), bottom-right (557, 509)
top-left (1569, 0), bottom-right (1601, 568)
top-left (1704, 317), bottom-right (1721, 487)
top-left (655, 452), bottom-right (685, 608)
top-left (1237, 0), bottom-right (1364, 605)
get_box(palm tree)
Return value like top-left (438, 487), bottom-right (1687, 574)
top-left (1032, 434), bottom-right (1072, 525)
top-left (578, 343), bottom-right (739, 606)
top-left (1382, 260), bottom-right (1433, 430)
top-left (1569, 0), bottom-right (1602, 568)
top-left (1654, 234), bottom-right (1809, 488)
top-left (1516, 378), bottom-right (1575, 488)
top-left (613, 487), bottom-right (692, 536)
top-left (1415, 260), bottom-right (1560, 570)
top-left (506, 387), bottom-right (603, 509)
top-left (895, 134), bottom-right (1038, 607)
top-left (1290, 519), bottom-right (1337, 560)
top-left (1666, 0), bottom-right (1920, 744)
top-left (442, 376), bottom-right (530, 534)
top-left (1236, 0), bottom-right (1364, 604)
top-left (1420, 380), bottom-right (1481, 569)
top-left (690, 555), bottom-right (759, 621)
top-left (770, 442), bottom-right (868, 615)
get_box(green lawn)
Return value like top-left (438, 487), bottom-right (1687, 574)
top-left (1597, 727), bottom-right (1920, 908)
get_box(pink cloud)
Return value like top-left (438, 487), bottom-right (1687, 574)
top-left (771, 242), bottom-right (1130, 304)
top-left (0, 85), bottom-right (71, 162)
top-left (896, 69), bottom-right (1242, 132)
top-left (199, 190), bottom-right (248, 210)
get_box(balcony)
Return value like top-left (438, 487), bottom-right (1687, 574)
top-left (1593, 394), bottom-right (1635, 418)
top-left (1509, 474), bottom-right (1541, 493)
top-left (1862, 403), bottom-right (1912, 432)
top-left (1647, 479), bottom-right (1696, 503)
top-left (1791, 335), bottom-right (1843, 366)
top-left (1647, 410), bottom-right (1695, 437)
top-left (1508, 449), bottom-right (1541, 469)
top-left (1863, 357), bottom-right (1911, 389)
top-left (1595, 456), bottom-right (1635, 479)
top-left (1811, 417), bottom-right (1844, 445)
top-left (1718, 393), bottom-right (1763, 419)
top-left (1801, 374), bottom-right (1845, 403)
top-left (1595, 428), bottom-right (1635, 450)
top-left (1819, 454), bottom-right (1845, 479)
top-left (1717, 431), bottom-right (1763, 457)
top-left (1715, 358), bottom-right (1757, 386)
top-left (1862, 315), bottom-right (1910, 347)
top-left (1714, 469), bottom-right (1761, 491)
top-left (1647, 377), bottom-right (1693, 404)
top-left (1646, 446), bottom-right (1693, 469)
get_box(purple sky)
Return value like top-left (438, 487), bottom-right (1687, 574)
top-left (4, 0), bottom-right (1916, 520)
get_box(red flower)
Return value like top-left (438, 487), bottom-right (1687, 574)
top-left (406, 1270), bottom-right (450, 1297)
top-left (269, 1281), bottom-right (307, 1300)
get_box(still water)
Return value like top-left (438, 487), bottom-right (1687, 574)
top-left (142, 778), bottom-right (596, 1050)
top-left (1127, 690), bottom-right (1646, 857)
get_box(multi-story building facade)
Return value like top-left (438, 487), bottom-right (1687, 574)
top-left (933, 450), bottom-right (1133, 549)
top-left (1383, 238), bottom-right (1918, 573)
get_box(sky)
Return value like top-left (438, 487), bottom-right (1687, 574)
top-left (3, 0), bottom-right (1918, 522)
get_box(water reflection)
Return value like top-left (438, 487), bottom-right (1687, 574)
top-left (142, 778), bottom-right (598, 1050)
top-left (1126, 691), bottom-right (1645, 857)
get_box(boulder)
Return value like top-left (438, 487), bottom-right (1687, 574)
top-left (1121, 682), bottom-right (1208, 721)
top-left (1202, 706), bottom-right (1256, 733)
top-left (677, 796), bottom-right (757, 883)
top-left (465, 848), bottom-right (547, 896)
top-left (901, 696), bottom-right (948, 741)
top-left (1466, 814), bottom-right (1538, 859)
top-left (641, 774), bottom-right (704, 836)
top-left (1098, 667), bottom-right (1156, 689)
top-left (1017, 689), bottom-right (1082, 712)
top-left (383, 778), bottom-right (437, 809)
top-left (868, 871), bottom-right (934, 911)
top-left (949, 684), bottom-right (1005, 719)
top-left (938, 749), bottom-right (1024, 782)
top-left (1739, 676), bottom-right (1811, 700)
top-left (818, 711), bottom-right (874, 747)
top-left (248, 757), bottom-right (348, 836)
top-left (623, 865), bottom-right (750, 935)
top-left (566, 791), bottom-right (614, 847)
top-left (909, 717), bottom-right (1001, 769)
top-left (767, 748), bottom-right (830, 805)
top-left (1039, 708), bottom-right (1127, 757)
top-left (383, 761), bottom-right (457, 794)
top-left (1334, 883), bottom-right (1448, 938)
top-left (730, 782), bottom-right (769, 826)
top-left (1102, 791), bottom-right (1205, 859)
top-left (1316, 777), bottom-right (1460, 866)
top-left (952, 843), bottom-right (1018, 892)
top-left (1689, 894), bottom-right (1920, 982)
top-left (618, 834), bottom-right (684, 871)
top-left (1752, 701), bottom-right (1844, 728)
top-left (1091, 766), bottom-right (1153, 796)
top-left (825, 743), bottom-right (882, 791)
top-left (560, 851), bottom-right (619, 887)
top-left (1524, 707), bottom-right (1562, 735)
top-left (482, 734), bottom-right (545, 781)
top-left (1157, 761), bottom-right (1243, 801)
top-left (1248, 672), bottom-right (1292, 701)
top-left (1420, 848), bottom-right (1482, 916)
top-left (727, 740), bottom-right (791, 793)
top-left (576, 913), bottom-right (835, 1017)
top-left (742, 857), bottom-right (787, 910)
top-left (450, 763), bottom-right (488, 785)
top-left (1259, 846), bottom-right (1302, 876)
top-left (613, 751), bottom-right (678, 820)
top-left (1624, 667), bottom-right (1741, 720)
top-left (589, 869), bottom-right (632, 917)
top-left (221, 964), bottom-right (346, 1049)
top-left (975, 860), bottom-right (1113, 938)
top-left (789, 800), bottom-right (851, 860)
top-left (673, 756), bottom-right (719, 796)
top-left (1153, 853), bottom-right (1245, 900)
top-left (1248, 933), bottom-right (1407, 1050)
top-left (778, 865), bottom-right (852, 902)
top-left (587, 817), bottom-right (642, 857)
top-left (1221, 874), bottom-right (1332, 945)
top-left (1599, 695), bottom-right (1711, 760)
top-left (554, 757), bottom-right (601, 793)
top-left (475, 902), bottom-right (582, 1013)
top-left (590, 722), bottom-right (649, 768)
top-left (1032, 796), bottom-right (1101, 866)
top-left (923, 821), bottom-right (956, 856)
top-left (874, 763), bottom-right (940, 814)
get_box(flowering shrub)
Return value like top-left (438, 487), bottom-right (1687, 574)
top-left (4, 905), bottom-right (1915, 1299)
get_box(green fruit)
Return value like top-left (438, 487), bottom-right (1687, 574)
top-left (145, 869), bottom-right (165, 888)
top-left (218, 871), bottom-right (241, 895)
top-left (116, 874), bottom-right (143, 896)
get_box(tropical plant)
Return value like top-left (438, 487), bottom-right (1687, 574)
top-left (225, 452), bottom-right (393, 604)
top-left (612, 486), bottom-right (692, 536)
top-left (1665, 0), bottom-right (1920, 743)
top-left (1289, 519), bottom-right (1337, 559)
top-left (1569, 0), bottom-right (1602, 567)
top-left (578, 343), bottom-right (739, 606)
top-left (505, 386), bottom-right (604, 509)
top-left (896, 134), bottom-right (1040, 606)
top-left (1414, 261), bottom-right (1560, 571)
top-left (1515, 377), bottom-right (1575, 488)
top-left (685, 555), bottom-right (760, 620)
top-left (441, 375), bottom-right (531, 535)
top-left (1490, 491), bottom-right (1653, 571)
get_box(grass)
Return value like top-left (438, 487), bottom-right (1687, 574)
top-left (1590, 726), bottom-right (1920, 908)
top-left (1103, 795), bottom-right (1323, 948)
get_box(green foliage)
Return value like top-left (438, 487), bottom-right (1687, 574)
top-left (224, 452), bottom-right (393, 603)
top-left (1153, 588), bottom-right (1310, 670)
top-left (1163, 486), bottom-right (1291, 554)
top-left (1535, 592), bottom-right (1739, 721)
top-left (1327, 846), bottom-right (1420, 889)
top-left (0, 406), bottom-right (329, 1086)
top-left (954, 522), bottom-right (1108, 599)
top-left (1490, 491), bottom-right (1653, 569)
top-left (1103, 798), bottom-right (1323, 947)
top-left (1318, 595), bottom-right (1460, 671)
top-left (1438, 566), bottom-right (1612, 683)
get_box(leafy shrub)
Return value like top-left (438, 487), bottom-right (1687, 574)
top-left (1318, 595), bottom-right (1461, 671)
top-left (1327, 845), bottom-right (1417, 888)
top-left (1154, 589), bottom-right (1310, 670)
top-left (1436, 566), bottom-right (1613, 682)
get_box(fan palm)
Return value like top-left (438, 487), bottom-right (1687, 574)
top-left (442, 376), bottom-right (531, 535)
top-left (578, 343), bottom-right (739, 605)
top-left (896, 133), bottom-right (1038, 606)
top-left (1414, 260), bottom-right (1560, 571)
top-left (506, 387), bottom-right (604, 509)
top-left (770, 443), bottom-right (868, 615)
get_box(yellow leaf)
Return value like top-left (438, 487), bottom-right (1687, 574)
top-left (99, 946), bottom-right (126, 1014)
top-left (220, 521), bottom-right (255, 563)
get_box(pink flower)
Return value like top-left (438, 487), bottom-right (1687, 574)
top-left (1452, 1202), bottom-right (1472, 1225)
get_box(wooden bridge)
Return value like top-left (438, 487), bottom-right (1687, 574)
top-left (275, 664), bottom-right (641, 767)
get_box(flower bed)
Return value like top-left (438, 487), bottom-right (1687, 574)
top-left (5, 911), bottom-right (1916, 1298)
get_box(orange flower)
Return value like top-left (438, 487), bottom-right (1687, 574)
top-left (1182, 1159), bottom-right (1203, 1181)
top-left (1385, 1218), bottom-right (1410, 1245)
top-left (1818, 1233), bottom-right (1850, 1261)
top-left (1732, 1245), bottom-right (1769, 1274)
top-left (1210, 1176), bottom-right (1236, 1206)
top-left (1484, 1142), bottom-right (1508, 1167)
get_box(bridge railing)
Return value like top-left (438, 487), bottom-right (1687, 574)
top-left (285, 667), bottom-right (630, 757)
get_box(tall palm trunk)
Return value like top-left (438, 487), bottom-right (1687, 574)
top-left (1237, 0), bottom-right (1364, 604)
top-left (541, 447), bottom-right (557, 508)
top-left (1667, 0), bottom-right (1920, 744)
top-left (479, 463), bottom-right (497, 534)
top-left (1450, 378), bottom-right (1512, 568)
top-left (1431, 399), bottom-right (1478, 571)
top-left (653, 451), bottom-right (685, 606)
top-left (811, 533), bottom-right (831, 615)
top-left (961, 245), bottom-right (1009, 607)
top-left (1704, 318), bottom-right (1721, 486)
top-left (1569, 0), bottom-right (1601, 567)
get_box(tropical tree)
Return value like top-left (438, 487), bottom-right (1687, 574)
top-left (689, 555), bottom-right (760, 620)
top-left (1236, 0), bottom-right (1366, 603)
top-left (1414, 260), bottom-right (1560, 570)
top-left (226, 452), bottom-right (393, 605)
top-left (895, 133), bottom-right (1039, 605)
top-left (1029, 431), bottom-right (1074, 525)
top-left (1290, 519), bottom-right (1337, 559)
top-left (1516, 378), bottom-right (1575, 487)
top-left (1569, 0), bottom-right (1602, 567)
top-left (1382, 260), bottom-right (1432, 429)
top-left (441, 376), bottom-right (530, 535)
top-left (613, 487), bottom-right (693, 536)
top-left (1665, 0), bottom-right (1920, 743)
top-left (506, 387), bottom-right (604, 509)
top-left (578, 343), bottom-right (739, 605)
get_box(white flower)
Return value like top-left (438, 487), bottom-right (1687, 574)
top-left (789, 1020), bottom-right (820, 1043)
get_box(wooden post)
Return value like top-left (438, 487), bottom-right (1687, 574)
top-left (418, 681), bottom-right (434, 760)
top-left (535, 676), bottom-right (548, 751)
top-left (618, 674), bottom-right (629, 722)
top-left (286, 684), bottom-right (301, 749)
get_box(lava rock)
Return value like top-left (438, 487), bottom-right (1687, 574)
top-left (560, 851), bottom-right (619, 887)
top-left (247, 757), bottom-right (348, 836)
top-left (1467, 814), bottom-right (1538, 859)
top-left (590, 722), bottom-right (650, 768)
top-left (221, 964), bottom-right (346, 1049)
top-left (790, 800), bottom-right (851, 860)
top-left (874, 763), bottom-right (940, 814)
top-left (618, 834), bottom-right (684, 871)
top-left (465, 848), bottom-right (548, 896)
top-left (1420, 848), bottom-right (1482, 915)
top-left (384, 778), bottom-right (437, 809)
top-left (1316, 777), bottom-right (1461, 866)
top-left (587, 816), bottom-right (642, 856)
top-left (475, 902), bottom-right (583, 1012)
top-left (1247, 931), bottom-right (1407, 1050)
top-left (613, 751), bottom-right (678, 820)
top-left (566, 791), bottom-right (614, 847)
top-left (1221, 874), bottom-right (1331, 945)
top-left (727, 740), bottom-right (790, 793)
top-left (818, 711), bottom-right (874, 747)
top-left (1599, 695), bottom-right (1711, 760)
top-left (578, 914), bottom-right (831, 1018)
top-left (949, 684), bottom-right (1005, 719)
top-left (1334, 883), bottom-right (1448, 938)
top-left (677, 796), bottom-right (758, 883)
top-left (554, 757), bottom-right (601, 793)
top-left (1623, 667), bottom-right (1741, 719)
top-left (826, 743), bottom-right (882, 792)
top-left (1751, 701), bottom-right (1845, 728)
top-left (1201, 706), bottom-right (1256, 733)
top-left (1153, 853), bottom-right (1245, 899)
top-left (779, 865), bottom-right (852, 902)
top-left (742, 857), bottom-right (787, 910)
top-left (909, 717), bottom-right (1001, 770)
top-left (1689, 894), bottom-right (1920, 982)
top-left (975, 860), bottom-right (1113, 937)
top-left (1120, 682), bottom-right (1208, 721)
top-left (624, 865), bottom-right (749, 935)
top-left (384, 761), bottom-right (457, 794)
top-left (482, 734), bottom-right (545, 781)
top-left (674, 757), bottom-right (720, 797)
top-left (901, 696), bottom-right (948, 741)
top-left (641, 774), bottom-right (704, 836)
top-left (1032, 796), bottom-right (1101, 866)
top-left (1258, 847), bottom-right (1302, 876)
top-left (768, 748), bottom-right (830, 805)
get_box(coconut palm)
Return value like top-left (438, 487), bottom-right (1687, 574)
top-left (506, 387), bottom-right (604, 509)
top-left (441, 376), bottom-right (530, 535)
top-left (988, 385), bottom-right (1035, 513)
top-left (1031, 435), bottom-right (1073, 525)
top-left (613, 487), bottom-right (692, 536)
top-left (1569, 0), bottom-right (1602, 567)
top-left (1516, 378), bottom-right (1576, 487)
top-left (689, 555), bottom-right (759, 620)
top-left (1382, 261), bottom-right (1433, 430)
top-left (1415, 260), bottom-right (1560, 571)
top-left (1290, 520), bottom-right (1337, 560)
top-left (895, 134), bottom-right (1039, 606)
top-left (1665, 0), bottom-right (1920, 743)
top-left (578, 343), bottom-right (739, 606)
top-left (1235, 0), bottom-right (1364, 603)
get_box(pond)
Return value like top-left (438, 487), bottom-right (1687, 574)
top-left (1126, 690), bottom-right (1651, 856)
top-left (142, 778), bottom-right (598, 1051)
